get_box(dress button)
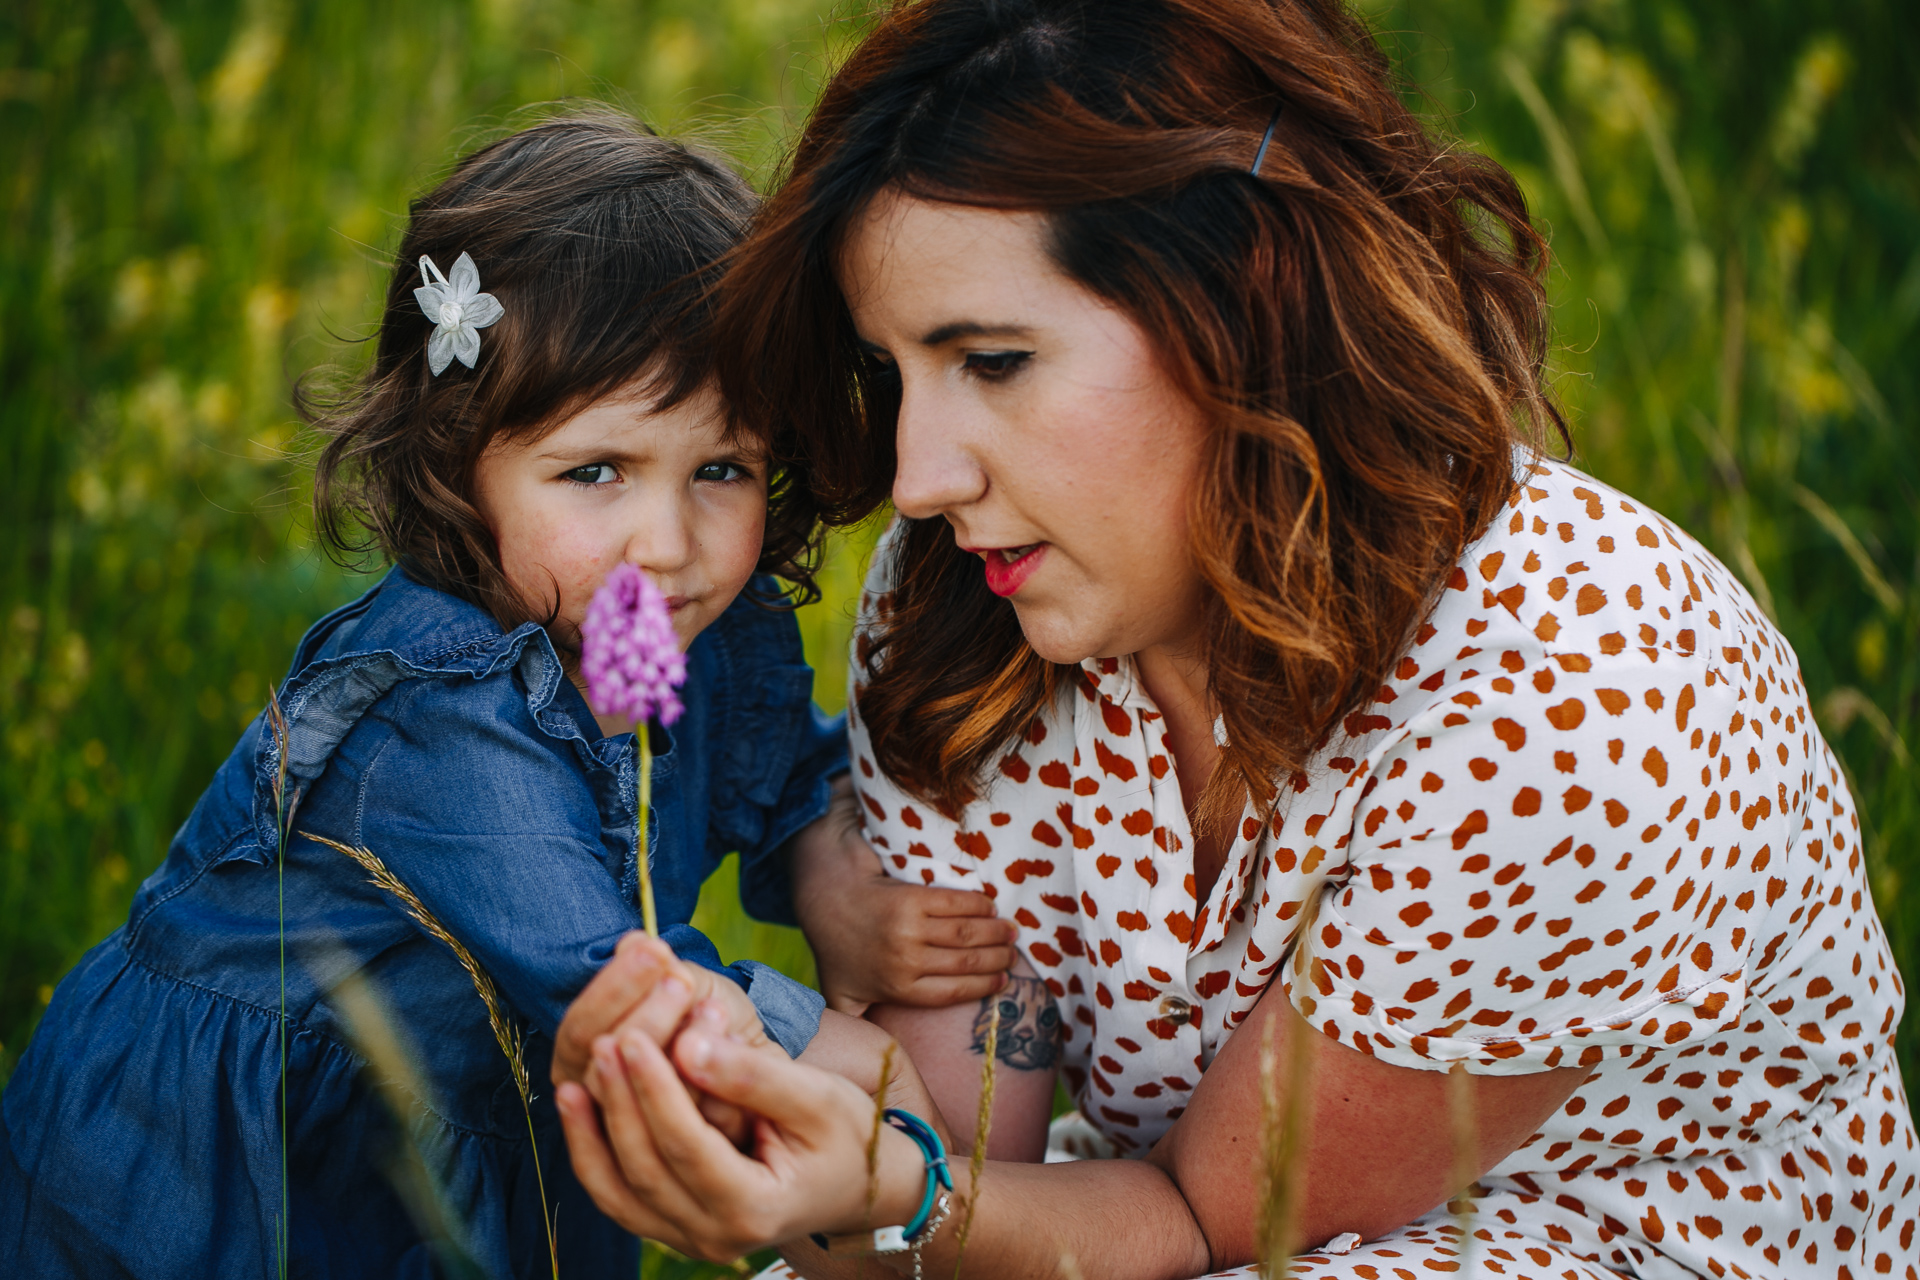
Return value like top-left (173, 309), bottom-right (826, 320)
top-left (1159, 996), bottom-right (1192, 1026)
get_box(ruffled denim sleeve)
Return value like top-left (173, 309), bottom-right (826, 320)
top-left (299, 643), bottom-right (820, 1056)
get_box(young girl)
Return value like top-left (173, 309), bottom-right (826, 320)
top-left (0, 111), bottom-right (1001, 1279)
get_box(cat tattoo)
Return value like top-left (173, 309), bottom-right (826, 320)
top-left (971, 974), bottom-right (1062, 1070)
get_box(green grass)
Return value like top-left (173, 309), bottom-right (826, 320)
top-left (2, 3), bottom-right (1915, 1274)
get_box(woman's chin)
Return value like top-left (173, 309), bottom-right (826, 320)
top-left (1012, 609), bottom-right (1107, 667)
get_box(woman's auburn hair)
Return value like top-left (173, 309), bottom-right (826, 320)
top-left (306, 108), bottom-right (826, 636)
top-left (713, 0), bottom-right (1564, 821)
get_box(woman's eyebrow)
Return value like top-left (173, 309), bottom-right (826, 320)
top-left (918, 320), bottom-right (1036, 347)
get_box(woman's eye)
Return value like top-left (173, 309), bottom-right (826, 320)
top-left (694, 461), bottom-right (750, 484)
top-left (964, 350), bottom-right (1031, 379)
top-left (564, 463), bottom-right (618, 485)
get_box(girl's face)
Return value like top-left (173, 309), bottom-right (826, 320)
top-left (839, 189), bottom-right (1212, 666)
top-left (473, 378), bottom-right (767, 656)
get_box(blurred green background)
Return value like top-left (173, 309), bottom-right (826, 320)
top-left (0, 0), bottom-right (1914, 1270)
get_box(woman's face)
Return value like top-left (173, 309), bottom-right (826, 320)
top-left (839, 189), bottom-right (1212, 666)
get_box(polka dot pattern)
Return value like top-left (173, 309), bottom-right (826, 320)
top-left (848, 457), bottom-right (1917, 1278)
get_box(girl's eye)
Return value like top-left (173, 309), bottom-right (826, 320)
top-left (564, 463), bottom-right (619, 486)
top-left (963, 350), bottom-right (1032, 379)
top-left (694, 462), bottom-right (749, 484)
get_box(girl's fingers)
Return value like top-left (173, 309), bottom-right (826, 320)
top-left (553, 933), bottom-right (677, 1083)
top-left (908, 887), bottom-right (1005, 919)
top-left (912, 940), bottom-right (1015, 976)
top-left (901, 972), bottom-right (1011, 1007)
top-left (606, 968), bottom-right (698, 1049)
top-left (918, 912), bottom-right (1018, 949)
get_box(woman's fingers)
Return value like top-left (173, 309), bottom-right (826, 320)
top-left (584, 1036), bottom-right (703, 1209)
top-left (616, 1023), bottom-right (787, 1251)
top-left (670, 1020), bottom-right (870, 1148)
top-left (554, 1081), bottom-right (681, 1240)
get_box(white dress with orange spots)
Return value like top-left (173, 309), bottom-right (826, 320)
top-left (844, 456), bottom-right (1917, 1280)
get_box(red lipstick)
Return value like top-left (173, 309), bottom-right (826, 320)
top-left (970, 543), bottom-right (1046, 598)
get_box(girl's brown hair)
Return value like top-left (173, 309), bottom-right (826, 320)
top-left (714, 0), bottom-right (1564, 820)
top-left (309, 109), bottom-right (825, 630)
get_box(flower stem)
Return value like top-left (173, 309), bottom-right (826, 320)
top-left (636, 728), bottom-right (658, 937)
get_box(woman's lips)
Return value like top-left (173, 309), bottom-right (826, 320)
top-left (973, 543), bottom-right (1046, 597)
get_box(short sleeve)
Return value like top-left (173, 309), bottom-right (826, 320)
top-left (1294, 644), bottom-right (1796, 1075)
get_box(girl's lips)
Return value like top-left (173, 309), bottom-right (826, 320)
top-left (974, 543), bottom-right (1047, 597)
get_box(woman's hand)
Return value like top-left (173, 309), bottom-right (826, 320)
top-left (791, 777), bottom-right (1017, 1014)
top-left (556, 1003), bottom-right (929, 1263)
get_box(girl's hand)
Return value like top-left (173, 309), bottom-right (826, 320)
top-left (553, 933), bottom-right (769, 1088)
top-left (557, 1002), bottom-right (929, 1263)
top-left (791, 778), bottom-right (1016, 1014)
top-left (554, 933), bottom-right (774, 1145)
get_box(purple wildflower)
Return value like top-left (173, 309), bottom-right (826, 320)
top-left (580, 562), bottom-right (686, 726)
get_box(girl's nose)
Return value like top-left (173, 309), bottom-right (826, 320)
top-left (890, 379), bottom-right (987, 519)
top-left (626, 492), bottom-right (697, 577)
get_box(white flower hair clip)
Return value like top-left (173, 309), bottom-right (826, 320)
top-left (413, 252), bottom-right (503, 376)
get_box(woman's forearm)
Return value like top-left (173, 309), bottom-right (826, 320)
top-left (779, 1155), bottom-right (1214, 1280)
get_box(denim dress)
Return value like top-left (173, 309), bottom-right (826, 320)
top-left (0, 566), bottom-right (841, 1279)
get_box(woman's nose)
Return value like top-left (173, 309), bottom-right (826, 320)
top-left (890, 380), bottom-right (987, 519)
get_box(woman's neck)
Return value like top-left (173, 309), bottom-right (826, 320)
top-left (1132, 644), bottom-right (1232, 903)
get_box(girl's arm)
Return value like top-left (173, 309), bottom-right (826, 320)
top-left (559, 976), bottom-right (1586, 1277)
top-left (790, 776), bottom-right (1018, 1014)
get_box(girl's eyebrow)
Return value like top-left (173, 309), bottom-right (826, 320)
top-left (532, 442), bottom-right (648, 464)
top-left (532, 441), bottom-right (768, 467)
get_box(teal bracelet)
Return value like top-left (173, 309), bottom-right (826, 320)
top-left (885, 1109), bottom-right (953, 1241)
top-left (809, 1108), bottom-right (953, 1254)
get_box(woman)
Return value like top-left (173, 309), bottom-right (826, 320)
top-left (553, 2), bottom-right (1918, 1277)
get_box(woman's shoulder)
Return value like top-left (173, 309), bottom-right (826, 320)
top-left (1415, 453), bottom-right (1788, 688)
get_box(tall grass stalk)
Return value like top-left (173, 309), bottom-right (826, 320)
top-left (264, 690), bottom-right (299, 1280)
top-left (1260, 889), bottom-right (1325, 1276)
top-left (322, 958), bottom-right (488, 1280)
top-left (304, 833), bottom-right (559, 1280)
top-left (638, 733), bottom-right (659, 938)
top-left (1445, 1063), bottom-right (1478, 1274)
top-left (951, 997), bottom-right (999, 1278)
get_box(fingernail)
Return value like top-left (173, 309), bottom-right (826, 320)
top-left (621, 1034), bottom-right (647, 1066)
top-left (697, 1001), bottom-right (727, 1027)
top-left (682, 1032), bottom-right (713, 1070)
top-left (661, 975), bottom-right (688, 999)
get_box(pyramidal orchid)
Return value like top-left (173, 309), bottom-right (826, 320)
top-left (580, 562), bottom-right (686, 936)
